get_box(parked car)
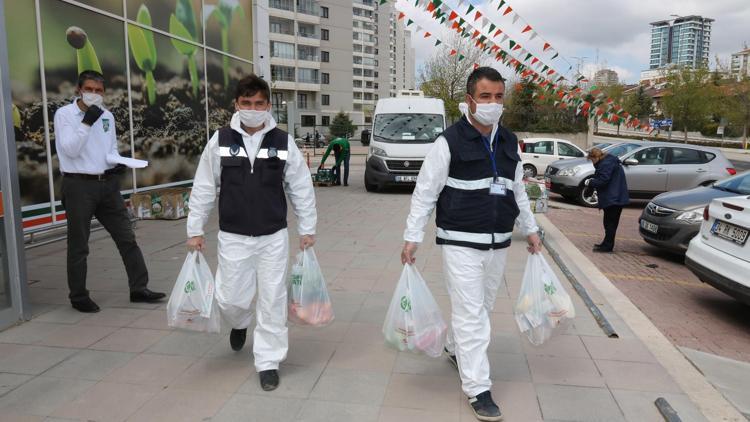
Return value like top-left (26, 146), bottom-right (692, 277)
top-left (519, 138), bottom-right (586, 178)
top-left (638, 171), bottom-right (750, 253)
top-left (545, 141), bottom-right (737, 207)
top-left (685, 195), bottom-right (750, 305)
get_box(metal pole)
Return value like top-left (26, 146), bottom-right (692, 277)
top-left (0, 0), bottom-right (31, 321)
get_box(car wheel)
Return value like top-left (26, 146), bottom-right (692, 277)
top-left (523, 164), bottom-right (537, 178)
top-left (577, 180), bottom-right (598, 207)
top-left (700, 180), bottom-right (715, 187)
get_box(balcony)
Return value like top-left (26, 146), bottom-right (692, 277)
top-left (270, 0), bottom-right (294, 11)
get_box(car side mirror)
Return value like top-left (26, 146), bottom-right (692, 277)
top-left (623, 158), bottom-right (639, 166)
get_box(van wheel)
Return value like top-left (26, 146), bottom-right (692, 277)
top-left (577, 180), bottom-right (598, 208)
top-left (365, 176), bottom-right (379, 192)
top-left (523, 164), bottom-right (537, 178)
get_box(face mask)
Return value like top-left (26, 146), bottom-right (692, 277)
top-left (468, 96), bottom-right (503, 126)
top-left (238, 109), bottom-right (269, 128)
top-left (81, 92), bottom-right (103, 108)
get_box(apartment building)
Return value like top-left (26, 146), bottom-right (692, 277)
top-left (649, 15), bottom-right (713, 70)
top-left (266, 0), bottom-right (416, 137)
top-left (730, 47), bottom-right (750, 80)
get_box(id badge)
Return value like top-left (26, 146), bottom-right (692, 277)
top-left (489, 178), bottom-right (507, 196)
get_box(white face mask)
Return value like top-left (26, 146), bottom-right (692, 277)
top-left (81, 92), bottom-right (103, 108)
top-left (467, 97), bottom-right (503, 126)
top-left (238, 109), bottom-right (269, 128)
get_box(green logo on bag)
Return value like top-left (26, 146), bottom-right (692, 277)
top-left (544, 283), bottom-right (556, 295)
top-left (184, 280), bottom-right (196, 294)
top-left (400, 296), bottom-right (411, 312)
top-left (291, 274), bottom-right (302, 286)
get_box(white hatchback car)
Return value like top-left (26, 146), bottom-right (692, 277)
top-left (519, 138), bottom-right (586, 178)
top-left (685, 195), bottom-right (750, 305)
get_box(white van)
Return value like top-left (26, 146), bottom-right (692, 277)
top-left (364, 97), bottom-right (446, 192)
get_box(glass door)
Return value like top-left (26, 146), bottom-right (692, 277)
top-left (0, 0), bottom-right (30, 330)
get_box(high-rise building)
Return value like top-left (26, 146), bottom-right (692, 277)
top-left (593, 69), bottom-right (619, 86)
top-left (730, 47), bottom-right (750, 80)
top-left (649, 16), bottom-right (713, 70)
top-left (265, 0), bottom-right (416, 137)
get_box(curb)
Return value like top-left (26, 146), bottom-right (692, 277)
top-left (537, 214), bottom-right (745, 422)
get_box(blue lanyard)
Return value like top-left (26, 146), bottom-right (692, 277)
top-left (481, 131), bottom-right (500, 178)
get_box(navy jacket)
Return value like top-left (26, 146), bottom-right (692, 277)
top-left (589, 154), bottom-right (629, 209)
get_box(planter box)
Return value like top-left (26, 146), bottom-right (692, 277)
top-left (130, 188), bottom-right (191, 220)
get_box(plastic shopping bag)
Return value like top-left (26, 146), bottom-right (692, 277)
top-left (288, 248), bottom-right (335, 326)
top-left (167, 251), bottom-right (221, 333)
top-left (383, 264), bottom-right (447, 358)
top-left (514, 253), bottom-right (575, 346)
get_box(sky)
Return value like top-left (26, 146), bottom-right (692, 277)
top-left (396, 0), bottom-right (750, 85)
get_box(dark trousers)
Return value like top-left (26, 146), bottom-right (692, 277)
top-left (61, 176), bottom-right (148, 302)
top-left (601, 206), bottom-right (623, 250)
top-left (332, 152), bottom-right (350, 185)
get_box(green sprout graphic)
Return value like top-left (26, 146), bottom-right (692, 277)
top-left (12, 104), bottom-right (21, 129)
top-left (169, 0), bottom-right (199, 97)
top-left (205, 0), bottom-right (245, 87)
top-left (127, 5), bottom-right (158, 105)
top-left (65, 26), bottom-right (102, 75)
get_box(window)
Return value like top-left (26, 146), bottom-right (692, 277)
top-left (297, 45), bottom-right (318, 61)
top-left (320, 6), bottom-right (328, 18)
top-left (321, 51), bottom-right (330, 62)
top-left (270, 17), bottom-right (294, 35)
top-left (353, 68), bottom-right (363, 76)
top-left (321, 29), bottom-right (329, 41)
top-left (301, 115), bottom-right (316, 127)
top-left (322, 73), bottom-right (330, 84)
top-left (353, 80), bottom-right (363, 88)
top-left (297, 93), bottom-right (308, 109)
top-left (558, 142), bottom-right (583, 158)
top-left (322, 116), bottom-right (330, 126)
top-left (271, 65), bottom-right (295, 82)
top-left (322, 94), bottom-right (330, 106)
top-left (531, 141), bottom-right (554, 155)
top-left (669, 148), bottom-right (703, 165)
top-left (632, 147), bottom-right (667, 165)
top-left (271, 41), bottom-right (295, 59)
top-left (353, 92), bottom-right (362, 99)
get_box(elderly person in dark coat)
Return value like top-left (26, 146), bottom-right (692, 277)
top-left (585, 147), bottom-right (629, 252)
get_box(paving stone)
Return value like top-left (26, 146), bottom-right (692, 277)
top-left (310, 368), bottom-right (390, 406)
top-left (127, 387), bottom-right (231, 422)
top-left (582, 336), bottom-right (658, 363)
top-left (146, 330), bottom-right (224, 357)
top-left (527, 355), bottom-right (605, 387)
top-left (239, 363), bottom-right (325, 399)
top-left (43, 350), bottom-right (135, 381)
top-left (102, 353), bottom-right (195, 387)
top-left (212, 393), bottom-right (305, 422)
top-left (0, 376), bottom-right (95, 416)
top-left (0, 344), bottom-right (77, 375)
top-left (595, 360), bottom-right (682, 393)
top-left (536, 383), bottom-right (625, 422)
top-left (382, 373), bottom-right (461, 413)
top-left (296, 400), bottom-right (380, 422)
top-left (0, 373), bottom-right (33, 396)
top-left (51, 381), bottom-right (160, 421)
top-left (610, 390), bottom-right (709, 422)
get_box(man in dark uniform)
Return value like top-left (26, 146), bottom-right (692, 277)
top-left (54, 70), bottom-right (165, 313)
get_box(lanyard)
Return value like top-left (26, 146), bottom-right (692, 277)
top-left (481, 131), bottom-right (500, 178)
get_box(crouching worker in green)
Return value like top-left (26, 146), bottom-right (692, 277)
top-left (318, 137), bottom-right (350, 186)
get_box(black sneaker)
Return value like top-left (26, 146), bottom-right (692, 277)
top-left (259, 369), bottom-right (279, 391)
top-left (71, 297), bottom-right (100, 313)
top-left (445, 348), bottom-right (458, 371)
top-left (468, 391), bottom-right (503, 421)
top-left (230, 328), bottom-right (246, 351)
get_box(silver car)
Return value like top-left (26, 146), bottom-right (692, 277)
top-left (545, 141), bottom-right (737, 207)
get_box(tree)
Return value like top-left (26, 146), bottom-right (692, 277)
top-left (418, 33), bottom-right (486, 124)
top-left (623, 85), bottom-right (654, 120)
top-left (661, 67), bottom-right (718, 142)
top-left (503, 81), bottom-right (537, 131)
top-left (329, 111), bottom-right (355, 138)
top-left (725, 77), bottom-right (750, 149)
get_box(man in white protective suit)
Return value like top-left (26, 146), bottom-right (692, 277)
top-left (186, 74), bottom-right (317, 392)
top-left (401, 67), bottom-right (542, 421)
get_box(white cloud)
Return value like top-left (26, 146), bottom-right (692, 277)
top-left (399, 0), bottom-right (750, 84)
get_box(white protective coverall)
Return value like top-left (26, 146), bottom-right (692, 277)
top-left (187, 112), bottom-right (316, 371)
top-left (404, 112), bottom-right (538, 397)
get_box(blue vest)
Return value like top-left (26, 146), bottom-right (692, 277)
top-left (435, 117), bottom-right (521, 250)
top-left (218, 126), bottom-right (289, 237)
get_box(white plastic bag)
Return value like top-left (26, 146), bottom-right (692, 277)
top-left (383, 264), bottom-right (447, 358)
top-left (167, 251), bottom-right (221, 333)
top-left (514, 253), bottom-right (575, 346)
top-left (288, 248), bottom-right (335, 327)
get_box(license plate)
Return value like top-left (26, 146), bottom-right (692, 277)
top-left (711, 220), bottom-right (749, 245)
top-left (395, 175), bottom-right (418, 182)
top-left (640, 219), bottom-right (658, 234)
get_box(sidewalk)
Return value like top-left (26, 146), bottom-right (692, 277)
top-left (0, 161), bottom-right (730, 421)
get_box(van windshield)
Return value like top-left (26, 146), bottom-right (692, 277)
top-left (373, 114), bottom-right (444, 143)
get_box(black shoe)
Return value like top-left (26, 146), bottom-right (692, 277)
top-left (130, 289), bottom-right (166, 303)
top-left (344, 183), bottom-right (349, 186)
top-left (469, 391), bottom-right (503, 421)
top-left (259, 369), bottom-right (279, 391)
top-left (71, 297), bottom-right (100, 313)
top-left (594, 242), bottom-right (604, 248)
top-left (445, 348), bottom-right (458, 371)
top-left (593, 245), bottom-right (613, 253)
top-left (230, 328), bottom-right (247, 351)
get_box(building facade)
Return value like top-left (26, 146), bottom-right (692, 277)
top-left (267, 0), bottom-right (416, 138)
top-left (730, 48), bottom-right (750, 80)
top-left (649, 16), bottom-right (713, 70)
top-left (593, 69), bottom-right (619, 86)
